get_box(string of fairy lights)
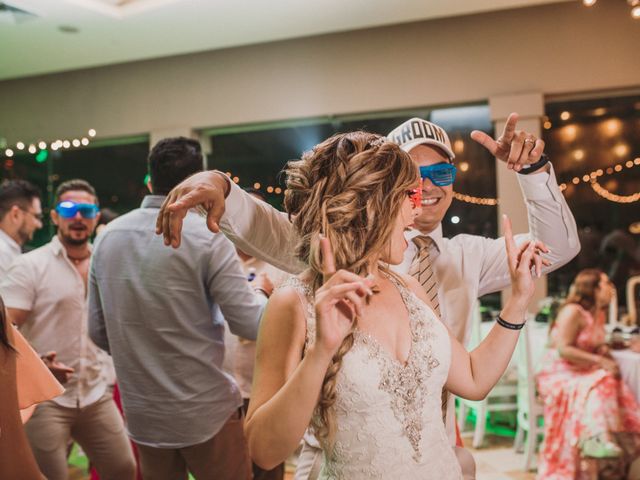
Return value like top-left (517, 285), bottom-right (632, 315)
top-left (223, 156), bottom-right (640, 206)
top-left (1, 129), bottom-right (637, 205)
top-left (3, 129), bottom-right (97, 159)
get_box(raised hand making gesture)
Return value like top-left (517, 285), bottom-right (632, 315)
top-left (471, 112), bottom-right (546, 172)
top-left (313, 235), bottom-right (375, 357)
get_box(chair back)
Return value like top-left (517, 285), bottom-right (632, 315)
top-left (627, 275), bottom-right (640, 326)
top-left (608, 288), bottom-right (618, 327)
top-left (516, 319), bottom-right (546, 416)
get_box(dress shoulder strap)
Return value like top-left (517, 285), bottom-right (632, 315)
top-left (277, 276), bottom-right (316, 352)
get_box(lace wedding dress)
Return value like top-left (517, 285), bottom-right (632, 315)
top-left (286, 275), bottom-right (463, 479)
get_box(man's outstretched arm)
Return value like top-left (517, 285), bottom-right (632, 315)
top-left (156, 170), bottom-right (304, 274)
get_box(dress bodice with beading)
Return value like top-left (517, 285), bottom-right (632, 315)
top-left (284, 275), bottom-right (462, 479)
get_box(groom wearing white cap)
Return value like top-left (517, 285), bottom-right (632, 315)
top-left (156, 114), bottom-right (580, 478)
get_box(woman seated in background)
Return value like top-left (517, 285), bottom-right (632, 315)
top-left (536, 268), bottom-right (640, 479)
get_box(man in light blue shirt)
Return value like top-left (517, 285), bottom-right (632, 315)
top-left (89, 137), bottom-right (267, 480)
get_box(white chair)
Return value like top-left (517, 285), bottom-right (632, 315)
top-left (608, 288), bottom-right (618, 327)
top-left (513, 320), bottom-right (545, 471)
top-left (457, 303), bottom-right (518, 448)
top-left (627, 275), bottom-right (640, 326)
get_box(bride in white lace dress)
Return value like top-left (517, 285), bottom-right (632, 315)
top-left (244, 131), bottom-right (540, 479)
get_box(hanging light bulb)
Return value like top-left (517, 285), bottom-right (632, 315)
top-left (583, 0), bottom-right (596, 5)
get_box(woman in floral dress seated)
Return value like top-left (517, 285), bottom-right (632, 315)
top-left (537, 268), bottom-right (640, 479)
top-left (243, 131), bottom-right (542, 479)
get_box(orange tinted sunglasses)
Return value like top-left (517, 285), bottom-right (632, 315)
top-left (406, 180), bottom-right (422, 209)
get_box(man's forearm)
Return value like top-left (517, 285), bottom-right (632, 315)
top-left (518, 163), bottom-right (580, 270)
top-left (219, 179), bottom-right (305, 274)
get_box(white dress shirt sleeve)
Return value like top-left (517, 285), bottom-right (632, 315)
top-left (206, 234), bottom-right (267, 341)
top-left (88, 251), bottom-right (109, 353)
top-left (476, 164), bottom-right (580, 297)
top-left (0, 248), bottom-right (15, 279)
top-left (220, 181), bottom-right (305, 275)
top-left (0, 256), bottom-right (35, 311)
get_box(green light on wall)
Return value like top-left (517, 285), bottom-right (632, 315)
top-left (143, 174), bottom-right (150, 186)
top-left (35, 150), bottom-right (49, 163)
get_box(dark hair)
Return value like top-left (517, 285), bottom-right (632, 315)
top-left (564, 268), bottom-right (604, 312)
top-left (148, 137), bottom-right (204, 195)
top-left (54, 179), bottom-right (98, 205)
top-left (0, 296), bottom-right (15, 352)
top-left (0, 180), bottom-right (41, 220)
top-left (551, 268), bottom-right (604, 331)
top-left (97, 208), bottom-right (119, 226)
top-left (243, 187), bottom-right (267, 202)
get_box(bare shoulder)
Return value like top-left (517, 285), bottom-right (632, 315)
top-left (256, 284), bottom-right (310, 366)
top-left (261, 285), bottom-right (308, 340)
top-left (555, 303), bottom-right (585, 328)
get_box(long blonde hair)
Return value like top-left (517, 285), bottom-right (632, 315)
top-left (283, 131), bottom-right (417, 448)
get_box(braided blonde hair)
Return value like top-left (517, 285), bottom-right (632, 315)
top-left (283, 131), bottom-right (417, 448)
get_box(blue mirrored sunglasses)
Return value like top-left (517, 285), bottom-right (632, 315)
top-left (55, 201), bottom-right (99, 219)
top-left (419, 163), bottom-right (457, 187)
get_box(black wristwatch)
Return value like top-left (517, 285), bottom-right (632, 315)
top-left (518, 154), bottom-right (550, 175)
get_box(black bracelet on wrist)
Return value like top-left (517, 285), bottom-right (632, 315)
top-left (518, 153), bottom-right (550, 175)
top-left (496, 315), bottom-right (525, 330)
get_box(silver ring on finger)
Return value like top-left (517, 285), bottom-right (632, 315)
top-left (523, 137), bottom-right (535, 145)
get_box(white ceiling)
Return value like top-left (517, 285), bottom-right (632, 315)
top-left (0, 0), bottom-right (571, 81)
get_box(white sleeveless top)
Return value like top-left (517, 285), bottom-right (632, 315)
top-left (285, 275), bottom-right (463, 479)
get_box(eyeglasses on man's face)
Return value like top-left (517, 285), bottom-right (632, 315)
top-left (55, 201), bottom-right (100, 219)
top-left (19, 207), bottom-right (44, 222)
top-left (419, 163), bottom-right (457, 187)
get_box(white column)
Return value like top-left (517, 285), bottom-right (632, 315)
top-left (149, 126), bottom-right (210, 170)
top-left (149, 126), bottom-right (197, 149)
top-left (489, 92), bottom-right (547, 311)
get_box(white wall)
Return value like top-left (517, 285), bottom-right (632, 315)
top-left (0, 0), bottom-right (638, 143)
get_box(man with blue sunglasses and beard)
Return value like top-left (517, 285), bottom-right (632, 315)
top-left (0, 179), bottom-right (136, 480)
top-left (156, 113), bottom-right (580, 479)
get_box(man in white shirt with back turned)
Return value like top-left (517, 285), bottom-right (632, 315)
top-left (156, 113), bottom-right (580, 479)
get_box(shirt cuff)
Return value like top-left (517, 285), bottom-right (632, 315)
top-left (220, 180), bottom-right (245, 227)
top-left (517, 162), bottom-right (561, 202)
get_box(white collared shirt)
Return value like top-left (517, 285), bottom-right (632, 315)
top-left (0, 235), bottom-right (108, 408)
top-left (0, 228), bottom-right (21, 278)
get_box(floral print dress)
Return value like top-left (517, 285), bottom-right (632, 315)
top-left (536, 305), bottom-right (640, 479)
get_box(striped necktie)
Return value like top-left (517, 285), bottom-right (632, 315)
top-left (409, 235), bottom-right (440, 317)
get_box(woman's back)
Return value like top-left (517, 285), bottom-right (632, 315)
top-left (287, 275), bottom-right (462, 479)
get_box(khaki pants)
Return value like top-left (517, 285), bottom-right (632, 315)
top-left (134, 409), bottom-right (251, 480)
top-left (25, 392), bottom-right (136, 480)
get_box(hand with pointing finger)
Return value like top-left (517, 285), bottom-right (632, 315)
top-left (502, 215), bottom-right (548, 312)
top-left (313, 235), bottom-right (375, 358)
top-left (471, 113), bottom-right (546, 173)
